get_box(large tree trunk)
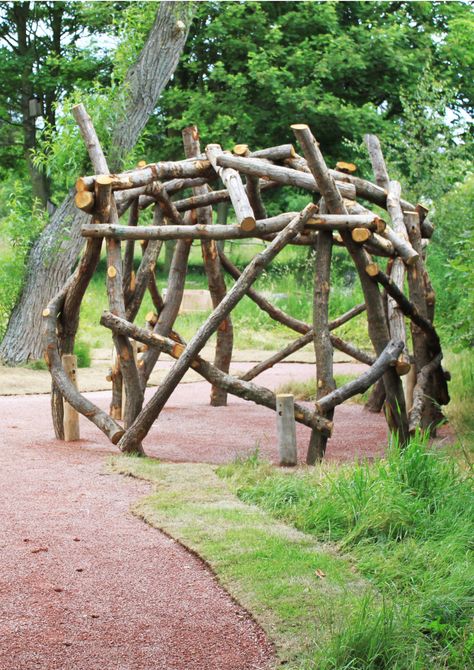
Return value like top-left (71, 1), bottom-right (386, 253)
top-left (0, 2), bottom-right (192, 365)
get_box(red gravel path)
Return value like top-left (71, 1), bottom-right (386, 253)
top-left (0, 361), bottom-right (387, 669)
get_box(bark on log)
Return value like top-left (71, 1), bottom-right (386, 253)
top-left (307, 201), bottom-right (335, 464)
top-left (206, 144), bottom-right (256, 231)
top-left (292, 123), bottom-right (408, 444)
top-left (276, 395), bottom-right (298, 466)
top-left (110, 1), bottom-right (192, 169)
top-left (364, 134), bottom-right (390, 189)
top-left (365, 378), bottom-right (386, 413)
top-left (215, 153), bottom-right (357, 200)
top-left (62, 354), bottom-right (80, 442)
top-left (100, 311), bottom-right (331, 435)
top-left (316, 340), bottom-right (404, 413)
top-left (43, 281), bottom-right (124, 445)
top-left (387, 258), bottom-right (411, 375)
top-left (183, 125), bottom-right (233, 407)
top-left (409, 353), bottom-right (443, 433)
top-left (118, 204), bottom-right (318, 453)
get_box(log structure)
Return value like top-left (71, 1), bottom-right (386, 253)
top-left (44, 106), bottom-right (449, 463)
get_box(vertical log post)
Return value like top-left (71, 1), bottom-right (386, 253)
top-left (276, 394), bottom-right (297, 466)
top-left (292, 123), bottom-right (408, 447)
top-left (62, 354), bottom-right (80, 441)
top-left (182, 125), bottom-right (233, 406)
top-left (307, 201), bottom-right (336, 464)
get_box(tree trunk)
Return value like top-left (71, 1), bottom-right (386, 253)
top-left (0, 2), bottom-right (192, 365)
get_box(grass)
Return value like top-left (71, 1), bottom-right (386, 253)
top-left (109, 456), bottom-right (375, 669)
top-left (219, 436), bottom-right (474, 669)
top-left (444, 350), bottom-right (474, 453)
top-left (276, 374), bottom-right (370, 404)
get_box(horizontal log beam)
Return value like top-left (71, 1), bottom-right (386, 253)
top-left (77, 159), bottom-right (215, 192)
top-left (81, 213), bottom-right (384, 242)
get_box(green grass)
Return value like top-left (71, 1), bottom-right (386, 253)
top-left (109, 457), bottom-right (375, 669)
top-left (276, 374), bottom-right (370, 404)
top-left (219, 436), bottom-right (474, 669)
top-left (444, 350), bottom-right (474, 453)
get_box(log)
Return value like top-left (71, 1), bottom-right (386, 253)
top-left (81, 213), bottom-right (385, 242)
top-left (215, 153), bottom-right (357, 200)
top-left (118, 203), bottom-right (319, 453)
top-left (76, 158), bottom-right (215, 192)
top-left (236, 143), bottom-right (297, 162)
top-left (409, 353), bottom-right (443, 433)
top-left (206, 144), bottom-right (256, 231)
top-left (364, 264), bottom-right (441, 354)
top-left (183, 125), bottom-right (233, 407)
top-left (276, 395), bottom-right (298, 466)
top-left (287, 154), bottom-right (417, 213)
top-left (307, 199), bottom-right (336, 464)
top-left (404, 210), bottom-right (448, 428)
top-left (364, 378), bottom-right (386, 413)
top-left (43, 280), bottom-right (124, 445)
top-left (317, 340), bottom-right (404, 413)
top-left (100, 311), bottom-right (331, 435)
top-left (62, 354), bottom-right (80, 441)
top-left (123, 198), bottom-right (139, 305)
top-left (364, 134), bottom-right (390, 189)
top-left (291, 123), bottom-right (408, 444)
top-left (125, 206), bottom-right (164, 322)
top-left (74, 190), bottom-right (95, 213)
top-left (387, 258), bottom-right (411, 375)
top-left (381, 181), bottom-right (418, 265)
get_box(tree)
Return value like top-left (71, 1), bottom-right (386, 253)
top-left (0, 1), bottom-right (118, 205)
top-left (148, 1), bottom-right (472, 169)
top-left (0, 1), bottom-right (193, 364)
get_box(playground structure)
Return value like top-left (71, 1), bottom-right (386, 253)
top-left (43, 104), bottom-right (449, 463)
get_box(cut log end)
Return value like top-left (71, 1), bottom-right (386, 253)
top-left (352, 228), bottom-right (371, 243)
top-left (335, 161), bottom-right (357, 174)
top-left (290, 123), bottom-right (309, 130)
top-left (240, 216), bottom-right (257, 232)
top-left (233, 144), bottom-right (249, 156)
top-left (75, 191), bottom-right (95, 213)
top-left (365, 262), bottom-right (380, 277)
top-left (145, 311), bottom-right (158, 325)
top-left (96, 175), bottom-right (113, 186)
top-left (395, 357), bottom-right (412, 376)
top-left (107, 266), bottom-right (117, 279)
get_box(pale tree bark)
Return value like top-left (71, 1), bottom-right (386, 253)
top-left (0, 2), bottom-right (193, 364)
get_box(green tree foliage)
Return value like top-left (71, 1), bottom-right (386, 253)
top-left (428, 175), bottom-right (474, 349)
top-left (150, 1), bottom-right (472, 167)
top-left (0, 1), bottom-right (122, 200)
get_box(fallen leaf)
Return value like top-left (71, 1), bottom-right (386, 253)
top-left (315, 569), bottom-right (326, 579)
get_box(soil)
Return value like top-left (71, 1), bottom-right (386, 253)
top-left (1, 356), bottom-right (448, 669)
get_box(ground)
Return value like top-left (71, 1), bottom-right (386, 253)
top-left (0, 350), bottom-right (414, 669)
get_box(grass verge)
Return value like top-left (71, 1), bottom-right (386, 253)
top-left (109, 457), bottom-right (373, 669)
top-left (219, 436), bottom-right (474, 669)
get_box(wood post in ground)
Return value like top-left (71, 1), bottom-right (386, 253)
top-left (62, 354), bottom-right (80, 441)
top-left (276, 394), bottom-right (297, 466)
